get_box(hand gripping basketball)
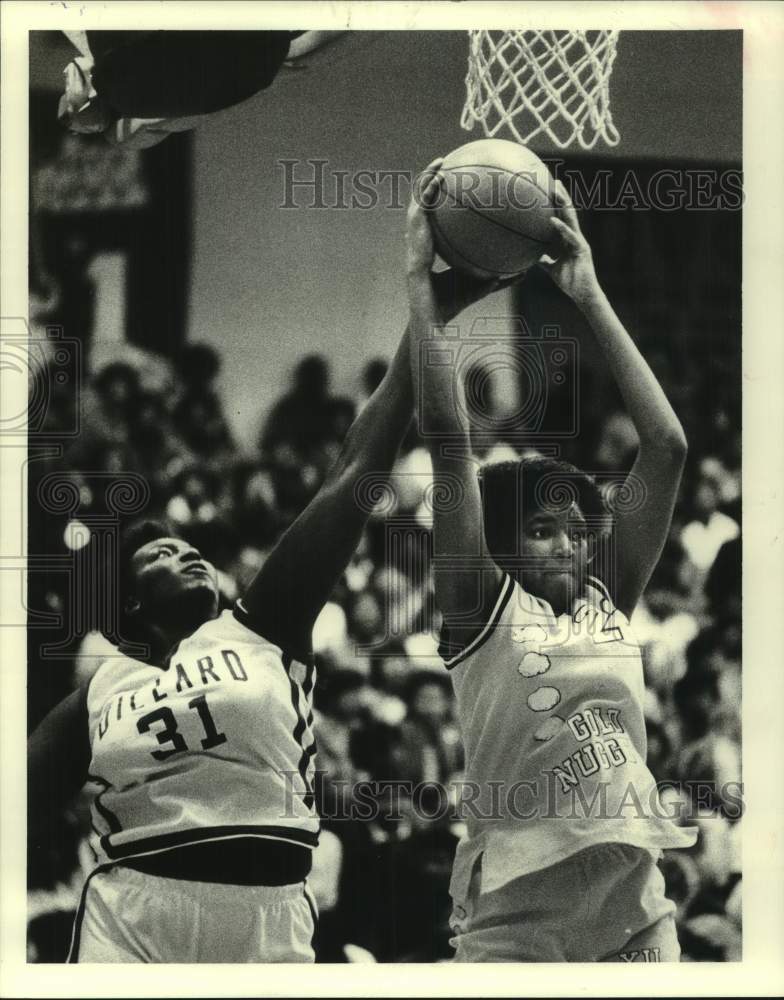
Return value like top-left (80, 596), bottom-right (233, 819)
top-left (406, 158), bottom-right (444, 276)
top-left (538, 180), bottom-right (600, 305)
top-left (407, 157), bottom-right (525, 319)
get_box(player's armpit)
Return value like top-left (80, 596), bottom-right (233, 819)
top-left (438, 570), bottom-right (512, 668)
top-left (232, 595), bottom-right (312, 665)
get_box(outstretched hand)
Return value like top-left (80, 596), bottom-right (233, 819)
top-left (539, 180), bottom-right (601, 306)
top-left (407, 157), bottom-right (527, 320)
top-left (406, 158), bottom-right (443, 276)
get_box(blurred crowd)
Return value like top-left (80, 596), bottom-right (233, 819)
top-left (27, 332), bottom-right (741, 963)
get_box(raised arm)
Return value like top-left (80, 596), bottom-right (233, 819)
top-left (239, 327), bottom-right (413, 659)
top-left (240, 173), bottom-right (505, 659)
top-left (541, 182), bottom-right (688, 618)
top-left (406, 167), bottom-right (503, 640)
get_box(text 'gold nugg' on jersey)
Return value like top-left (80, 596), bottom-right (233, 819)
top-left (440, 574), bottom-right (697, 902)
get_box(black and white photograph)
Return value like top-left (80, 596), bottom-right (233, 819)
top-left (1, 2), bottom-right (783, 995)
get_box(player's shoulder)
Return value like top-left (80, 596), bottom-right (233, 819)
top-left (185, 604), bottom-right (313, 666)
top-left (442, 572), bottom-right (589, 671)
top-left (585, 573), bottom-right (613, 605)
top-left (87, 649), bottom-right (152, 705)
top-left (233, 598), bottom-right (313, 666)
top-left (187, 606), bottom-right (280, 650)
top-left (583, 574), bottom-right (632, 627)
top-left (441, 573), bottom-right (549, 670)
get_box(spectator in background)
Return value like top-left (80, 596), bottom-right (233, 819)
top-left (673, 632), bottom-right (723, 738)
top-left (634, 540), bottom-right (700, 693)
top-left (370, 644), bottom-right (415, 701)
top-left (346, 590), bottom-right (386, 649)
top-left (342, 530), bottom-right (376, 596)
top-left (314, 669), bottom-right (373, 792)
top-left (166, 464), bottom-right (220, 531)
top-left (260, 354), bottom-right (356, 520)
top-left (68, 361), bottom-right (140, 468)
top-left (387, 442), bottom-right (433, 519)
top-left (173, 394), bottom-right (236, 468)
top-left (386, 672), bottom-right (462, 786)
top-left (175, 342), bottom-right (222, 393)
top-left (260, 354), bottom-right (332, 457)
top-left (701, 451), bottom-right (740, 509)
top-left (164, 464), bottom-right (239, 577)
top-left (680, 466), bottom-right (740, 576)
top-left (705, 536), bottom-right (741, 625)
top-left (373, 565), bottom-right (429, 639)
top-left (128, 388), bottom-right (190, 509)
top-left (230, 460), bottom-right (280, 550)
top-left (26, 805), bottom-right (84, 962)
top-left (392, 784), bottom-right (461, 962)
top-left (172, 343), bottom-right (236, 466)
top-left (645, 717), bottom-right (675, 783)
top-left (673, 629), bottom-right (741, 817)
top-left (62, 362), bottom-right (159, 519)
top-left (92, 360), bottom-right (139, 422)
top-left (659, 850), bottom-right (701, 931)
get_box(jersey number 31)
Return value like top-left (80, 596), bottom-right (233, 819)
top-left (137, 694), bottom-right (227, 761)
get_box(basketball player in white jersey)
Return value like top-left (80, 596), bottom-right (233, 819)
top-left (27, 208), bottom-right (507, 962)
top-left (406, 167), bottom-right (697, 962)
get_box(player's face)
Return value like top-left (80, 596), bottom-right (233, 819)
top-left (519, 503), bottom-right (590, 614)
top-left (129, 537), bottom-right (219, 624)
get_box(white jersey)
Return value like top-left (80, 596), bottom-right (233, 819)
top-left (440, 574), bottom-right (697, 899)
top-left (85, 607), bottom-right (318, 866)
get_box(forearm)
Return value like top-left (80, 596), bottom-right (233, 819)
top-left (242, 326), bottom-right (415, 647)
top-left (329, 326), bottom-right (413, 483)
top-left (577, 284), bottom-right (687, 452)
top-left (407, 271), bottom-right (470, 442)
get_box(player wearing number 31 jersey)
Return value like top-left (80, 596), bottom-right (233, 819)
top-left (27, 235), bottom-right (507, 962)
top-left (84, 604), bottom-right (318, 868)
top-left (28, 316), bottom-right (423, 962)
top-left (70, 586), bottom-right (319, 964)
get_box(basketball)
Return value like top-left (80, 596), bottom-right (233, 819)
top-left (431, 138), bottom-right (557, 280)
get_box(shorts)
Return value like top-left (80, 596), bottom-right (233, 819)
top-left (450, 842), bottom-right (679, 962)
top-left (69, 864), bottom-right (317, 963)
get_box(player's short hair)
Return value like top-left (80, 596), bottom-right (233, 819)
top-left (478, 456), bottom-right (606, 569)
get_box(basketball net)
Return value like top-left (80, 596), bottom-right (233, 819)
top-left (461, 30), bottom-right (620, 150)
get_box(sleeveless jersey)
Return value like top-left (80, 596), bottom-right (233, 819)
top-left (85, 606), bottom-right (318, 867)
top-left (441, 574), bottom-right (697, 899)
